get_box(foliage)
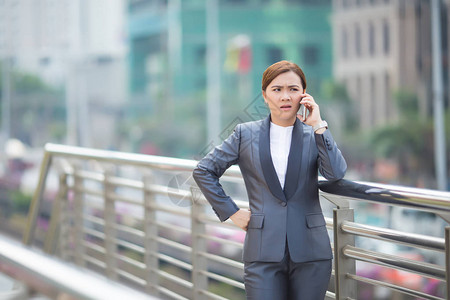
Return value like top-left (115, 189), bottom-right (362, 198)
top-left (320, 80), bottom-right (358, 132)
top-left (121, 89), bottom-right (206, 158)
top-left (323, 82), bottom-right (449, 188)
top-left (13, 72), bottom-right (53, 94)
top-left (10, 190), bottom-right (32, 215)
top-left (321, 80), bottom-right (351, 105)
top-left (369, 90), bottom-right (447, 187)
top-left (0, 65), bottom-right (66, 146)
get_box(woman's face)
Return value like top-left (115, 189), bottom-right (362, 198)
top-left (262, 71), bottom-right (304, 127)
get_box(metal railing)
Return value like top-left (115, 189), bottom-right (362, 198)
top-left (0, 233), bottom-right (156, 299)
top-left (22, 143), bottom-right (450, 300)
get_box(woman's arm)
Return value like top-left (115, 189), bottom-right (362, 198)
top-left (192, 125), bottom-right (242, 222)
top-left (298, 93), bottom-right (347, 181)
top-left (315, 130), bottom-right (347, 181)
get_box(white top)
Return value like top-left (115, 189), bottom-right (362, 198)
top-left (270, 122), bottom-right (294, 189)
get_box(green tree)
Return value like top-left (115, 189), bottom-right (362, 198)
top-left (0, 66), bottom-right (66, 146)
top-left (370, 90), bottom-right (446, 187)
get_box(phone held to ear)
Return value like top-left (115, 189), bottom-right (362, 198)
top-left (300, 104), bottom-right (307, 121)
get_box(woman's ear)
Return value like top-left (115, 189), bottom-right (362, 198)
top-left (262, 90), bottom-right (267, 103)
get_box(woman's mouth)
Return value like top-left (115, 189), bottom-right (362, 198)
top-left (280, 105), bottom-right (292, 111)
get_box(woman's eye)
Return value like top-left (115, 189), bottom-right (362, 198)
top-left (290, 88), bottom-right (298, 91)
top-left (273, 88), bottom-right (281, 92)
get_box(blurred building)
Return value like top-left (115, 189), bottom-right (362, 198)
top-left (0, 0), bottom-right (128, 149)
top-left (0, 0), bottom-right (72, 85)
top-left (332, 0), bottom-right (448, 129)
top-left (127, 0), bottom-right (333, 121)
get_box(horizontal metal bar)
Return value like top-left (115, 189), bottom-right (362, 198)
top-left (83, 255), bottom-right (106, 269)
top-left (82, 241), bottom-right (105, 255)
top-left (164, 186), bottom-right (193, 200)
top-left (199, 289), bottom-right (229, 300)
top-left (147, 202), bottom-right (190, 217)
top-left (115, 253), bottom-right (146, 270)
top-left (115, 224), bottom-right (145, 238)
top-left (325, 217), bottom-right (333, 229)
top-left (44, 143), bottom-right (242, 178)
top-left (115, 239), bottom-right (145, 254)
top-left (156, 252), bottom-right (193, 271)
top-left (0, 234), bottom-right (154, 300)
top-left (343, 245), bottom-right (445, 280)
top-left (144, 183), bottom-right (182, 197)
top-left (198, 251), bottom-right (244, 270)
top-left (74, 186), bottom-right (104, 198)
top-left (156, 269), bottom-right (193, 289)
top-left (342, 221), bottom-right (445, 252)
top-left (83, 214), bottom-right (105, 227)
top-left (197, 213), bottom-right (222, 224)
top-left (197, 213), bottom-right (239, 229)
top-left (346, 273), bottom-right (443, 300)
top-left (106, 192), bottom-right (143, 206)
top-left (319, 179), bottom-right (450, 213)
top-left (108, 176), bottom-right (144, 190)
top-left (151, 219), bottom-right (191, 235)
top-left (116, 269), bottom-right (147, 286)
top-left (325, 290), bottom-right (335, 299)
top-left (197, 233), bottom-right (243, 249)
top-left (72, 169), bottom-right (104, 182)
top-left (200, 270), bottom-right (245, 290)
top-left (83, 227), bottom-right (105, 240)
top-left (157, 285), bottom-right (190, 300)
top-left (156, 237), bottom-right (192, 253)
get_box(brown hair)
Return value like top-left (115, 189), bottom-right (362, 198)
top-left (261, 60), bottom-right (307, 91)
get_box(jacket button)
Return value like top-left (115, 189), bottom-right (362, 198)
top-left (281, 202), bottom-right (287, 207)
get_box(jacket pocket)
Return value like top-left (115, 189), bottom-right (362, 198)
top-left (248, 214), bottom-right (264, 229)
top-left (306, 213), bottom-right (326, 228)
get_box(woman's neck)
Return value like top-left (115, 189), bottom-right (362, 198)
top-left (270, 116), bottom-right (296, 127)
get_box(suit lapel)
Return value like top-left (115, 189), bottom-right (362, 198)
top-left (283, 118), bottom-right (303, 200)
top-left (259, 115), bottom-right (286, 202)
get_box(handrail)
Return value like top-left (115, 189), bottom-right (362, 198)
top-left (45, 143), bottom-right (241, 176)
top-left (0, 234), bottom-right (156, 300)
top-left (341, 220), bottom-right (445, 251)
top-left (23, 143), bottom-right (450, 245)
top-left (21, 143), bottom-right (450, 300)
top-left (319, 178), bottom-right (450, 214)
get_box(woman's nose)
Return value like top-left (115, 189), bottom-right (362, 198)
top-left (281, 91), bottom-right (290, 100)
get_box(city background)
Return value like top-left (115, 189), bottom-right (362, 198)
top-left (1, 0), bottom-right (449, 188)
top-left (0, 0), bottom-right (449, 299)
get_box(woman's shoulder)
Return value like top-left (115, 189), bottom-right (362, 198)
top-left (237, 118), bottom-right (264, 132)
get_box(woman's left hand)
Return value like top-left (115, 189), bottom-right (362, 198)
top-left (297, 93), bottom-right (323, 128)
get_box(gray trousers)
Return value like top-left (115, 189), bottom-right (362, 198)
top-left (244, 244), bottom-right (332, 300)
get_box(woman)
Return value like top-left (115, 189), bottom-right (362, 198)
top-left (193, 60), bottom-right (347, 300)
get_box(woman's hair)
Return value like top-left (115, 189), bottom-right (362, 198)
top-left (261, 60), bottom-right (307, 91)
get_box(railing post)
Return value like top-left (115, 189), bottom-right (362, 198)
top-left (143, 173), bottom-right (160, 296)
top-left (446, 226), bottom-right (450, 299)
top-left (59, 172), bottom-right (70, 261)
top-left (333, 208), bottom-right (356, 299)
top-left (73, 166), bottom-right (86, 267)
top-left (103, 170), bottom-right (118, 280)
top-left (23, 151), bottom-right (52, 245)
top-left (44, 172), bottom-right (68, 254)
top-left (191, 186), bottom-right (208, 300)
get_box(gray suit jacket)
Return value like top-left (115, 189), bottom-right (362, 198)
top-left (193, 115), bottom-right (347, 263)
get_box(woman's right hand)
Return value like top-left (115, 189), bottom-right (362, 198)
top-left (229, 209), bottom-right (251, 231)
